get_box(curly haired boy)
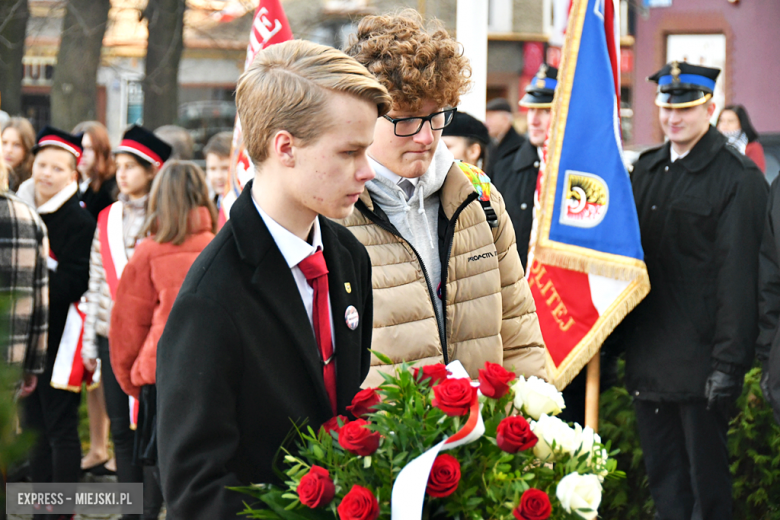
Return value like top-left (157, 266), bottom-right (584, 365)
top-left (338, 10), bottom-right (548, 385)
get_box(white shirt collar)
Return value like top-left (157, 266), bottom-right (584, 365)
top-left (670, 147), bottom-right (690, 163)
top-left (369, 156), bottom-right (419, 187)
top-left (251, 193), bottom-right (323, 269)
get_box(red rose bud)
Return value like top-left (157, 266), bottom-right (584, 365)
top-left (347, 388), bottom-right (380, 419)
top-left (432, 378), bottom-right (477, 416)
top-left (414, 363), bottom-right (449, 385)
top-left (426, 454), bottom-right (461, 498)
top-left (496, 416), bottom-right (538, 453)
top-left (337, 484), bottom-right (380, 520)
top-left (478, 361), bottom-right (516, 399)
top-left (338, 419), bottom-right (380, 456)
top-left (513, 488), bottom-right (552, 520)
top-left (298, 465), bottom-right (335, 509)
top-left (321, 415), bottom-right (348, 436)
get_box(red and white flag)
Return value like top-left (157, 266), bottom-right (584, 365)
top-left (220, 0), bottom-right (293, 220)
top-left (48, 252), bottom-right (98, 392)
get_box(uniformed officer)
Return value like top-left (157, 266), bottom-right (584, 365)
top-left (490, 64), bottom-right (557, 269)
top-left (620, 61), bottom-right (767, 519)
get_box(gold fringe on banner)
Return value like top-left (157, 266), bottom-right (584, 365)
top-left (530, 0), bottom-right (652, 390)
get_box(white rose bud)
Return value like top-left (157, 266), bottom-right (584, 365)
top-left (513, 376), bottom-right (565, 420)
top-left (556, 473), bottom-right (602, 520)
top-left (531, 414), bottom-right (579, 461)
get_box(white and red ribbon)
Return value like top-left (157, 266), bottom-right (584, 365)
top-left (48, 253), bottom-right (99, 392)
top-left (97, 201), bottom-right (127, 300)
top-left (390, 361), bottom-right (485, 520)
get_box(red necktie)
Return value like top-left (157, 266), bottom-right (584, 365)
top-left (298, 249), bottom-right (337, 415)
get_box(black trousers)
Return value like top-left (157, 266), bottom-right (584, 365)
top-left (634, 399), bottom-right (732, 520)
top-left (20, 353), bottom-right (81, 485)
top-left (99, 335), bottom-right (143, 486)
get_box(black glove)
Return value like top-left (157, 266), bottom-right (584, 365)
top-left (705, 370), bottom-right (742, 419)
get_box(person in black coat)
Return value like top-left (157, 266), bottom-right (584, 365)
top-left (618, 62), bottom-right (768, 520)
top-left (155, 40), bottom-right (392, 519)
top-left (16, 127), bottom-right (95, 501)
top-left (485, 98), bottom-right (525, 178)
top-left (757, 176), bottom-right (780, 424)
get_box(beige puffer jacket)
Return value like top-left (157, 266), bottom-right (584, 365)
top-left (339, 162), bottom-right (547, 388)
top-left (81, 196), bottom-right (147, 361)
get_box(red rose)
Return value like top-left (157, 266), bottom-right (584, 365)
top-left (338, 419), bottom-right (380, 456)
top-left (432, 378), bottom-right (477, 416)
top-left (496, 416), bottom-right (538, 453)
top-left (513, 488), bottom-right (552, 520)
top-left (414, 363), bottom-right (450, 385)
top-left (347, 388), bottom-right (380, 419)
top-left (298, 465), bottom-right (335, 509)
top-left (426, 454), bottom-right (461, 498)
top-left (337, 485), bottom-right (380, 520)
top-left (321, 415), bottom-right (348, 436)
top-left (478, 362), bottom-right (516, 399)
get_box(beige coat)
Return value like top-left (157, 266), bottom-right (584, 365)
top-left (338, 162), bottom-right (547, 387)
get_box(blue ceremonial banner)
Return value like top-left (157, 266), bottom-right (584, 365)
top-left (528, 0), bottom-right (650, 389)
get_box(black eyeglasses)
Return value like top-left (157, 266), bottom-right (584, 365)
top-left (382, 108), bottom-right (457, 137)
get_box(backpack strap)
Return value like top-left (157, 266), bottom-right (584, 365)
top-left (456, 161), bottom-right (499, 228)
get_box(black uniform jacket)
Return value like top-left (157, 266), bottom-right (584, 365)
top-left (619, 126), bottom-right (767, 401)
top-left (489, 139), bottom-right (539, 269)
top-left (42, 193), bottom-right (95, 361)
top-left (156, 182), bottom-right (373, 519)
top-left (757, 176), bottom-right (780, 416)
top-left (487, 126), bottom-right (525, 179)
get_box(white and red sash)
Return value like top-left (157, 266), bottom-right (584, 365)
top-left (97, 202), bottom-right (139, 427)
top-left (48, 252), bottom-right (98, 392)
top-left (97, 202), bottom-right (128, 300)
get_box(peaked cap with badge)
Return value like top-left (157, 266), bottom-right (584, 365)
top-left (33, 126), bottom-right (83, 160)
top-left (520, 64), bottom-right (558, 109)
top-left (115, 125), bottom-right (173, 168)
top-left (648, 61), bottom-right (720, 109)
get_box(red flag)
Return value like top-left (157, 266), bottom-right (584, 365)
top-left (221, 0), bottom-right (293, 219)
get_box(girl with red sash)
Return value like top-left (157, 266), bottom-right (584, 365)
top-left (81, 126), bottom-right (170, 520)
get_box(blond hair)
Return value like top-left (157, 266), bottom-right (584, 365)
top-left (142, 160), bottom-right (217, 245)
top-left (0, 143), bottom-right (8, 192)
top-left (236, 39), bottom-right (392, 165)
top-left (345, 9), bottom-right (472, 112)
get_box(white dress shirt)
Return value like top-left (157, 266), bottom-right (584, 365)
top-left (252, 194), bottom-right (335, 351)
top-left (670, 147), bottom-right (690, 163)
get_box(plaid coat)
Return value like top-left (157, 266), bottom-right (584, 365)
top-left (0, 192), bottom-right (49, 373)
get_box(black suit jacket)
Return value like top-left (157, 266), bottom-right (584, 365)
top-left (156, 183), bottom-right (373, 519)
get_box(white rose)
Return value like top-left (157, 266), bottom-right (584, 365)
top-left (531, 414), bottom-right (579, 461)
top-left (513, 376), bottom-right (565, 420)
top-left (556, 473), bottom-right (602, 520)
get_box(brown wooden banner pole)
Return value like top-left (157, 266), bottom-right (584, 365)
top-left (584, 353), bottom-right (601, 432)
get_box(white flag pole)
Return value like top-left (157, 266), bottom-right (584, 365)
top-left (455, 0), bottom-right (488, 122)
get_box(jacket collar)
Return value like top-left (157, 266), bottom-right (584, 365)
top-left (512, 139), bottom-right (541, 172)
top-left (497, 126), bottom-right (524, 158)
top-left (359, 160), bottom-right (479, 222)
top-left (16, 179), bottom-right (78, 214)
top-left (645, 126), bottom-right (725, 173)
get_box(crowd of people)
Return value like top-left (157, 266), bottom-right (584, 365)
top-left (1, 7), bottom-right (778, 520)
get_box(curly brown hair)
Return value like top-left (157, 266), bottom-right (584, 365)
top-left (344, 9), bottom-right (472, 113)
